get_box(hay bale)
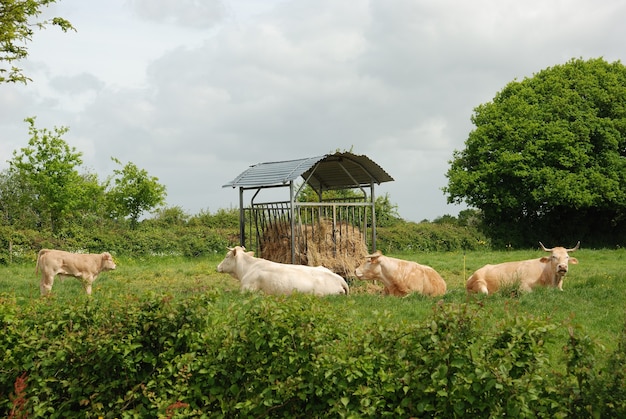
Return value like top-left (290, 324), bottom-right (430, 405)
top-left (260, 219), bottom-right (368, 278)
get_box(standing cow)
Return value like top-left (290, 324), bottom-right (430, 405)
top-left (466, 242), bottom-right (580, 295)
top-left (36, 249), bottom-right (117, 296)
top-left (355, 251), bottom-right (447, 297)
top-left (217, 246), bottom-right (349, 296)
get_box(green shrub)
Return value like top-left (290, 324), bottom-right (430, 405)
top-left (2, 293), bottom-right (624, 417)
top-left (377, 221), bottom-right (489, 253)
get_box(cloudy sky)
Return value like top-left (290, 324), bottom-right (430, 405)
top-left (1, 0), bottom-right (625, 222)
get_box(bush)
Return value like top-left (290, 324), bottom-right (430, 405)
top-left (377, 221), bottom-right (489, 253)
top-left (1, 294), bottom-right (623, 417)
top-left (1, 209), bottom-right (487, 260)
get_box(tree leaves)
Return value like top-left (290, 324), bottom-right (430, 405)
top-left (0, 0), bottom-right (75, 84)
top-left (2, 118), bottom-right (166, 234)
top-left (444, 58), bottom-right (626, 246)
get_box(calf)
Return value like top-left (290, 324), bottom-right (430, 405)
top-left (355, 251), bottom-right (447, 297)
top-left (217, 246), bottom-right (349, 296)
top-left (466, 242), bottom-right (580, 295)
top-left (36, 249), bottom-right (116, 296)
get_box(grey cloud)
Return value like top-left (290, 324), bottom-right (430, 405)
top-left (7, 0), bottom-right (626, 221)
top-left (130, 0), bottom-right (225, 28)
top-left (49, 73), bottom-right (105, 95)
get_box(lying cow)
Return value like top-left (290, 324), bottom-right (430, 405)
top-left (466, 242), bottom-right (580, 295)
top-left (36, 249), bottom-right (117, 296)
top-left (355, 251), bottom-right (447, 297)
top-left (217, 246), bottom-right (349, 296)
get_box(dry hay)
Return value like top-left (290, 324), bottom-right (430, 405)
top-left (347, 278), bottom-right (386, 295)
top-left (260, 219), bottom-right (368, 278)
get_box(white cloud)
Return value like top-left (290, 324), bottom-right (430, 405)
top-left (130, 0), bottom-right (225, 28)
top-left (2, 0), bottom-right (626, 221)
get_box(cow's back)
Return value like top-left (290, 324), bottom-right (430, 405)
top-left (400, 263), bottom-right (446, 296)
top-left (381, 258), bottom-right (446, 297)
top-left (466, 259), bottom-right (545, 294)
top-left (420, 266), bottom-right (447, 296)
top-left (48, 250), bottom-right (99, 274)
top-left (241, 260), bottom-right (348, 295)
top-left (38, 249), bottom-right (70, 274)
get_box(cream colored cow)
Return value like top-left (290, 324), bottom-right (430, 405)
top-left (466, 242), bottom-right (580, 295)
top-left (355, 251), bottom-right (447, 297)
top-left (36, 249), bottom-right (116, 296)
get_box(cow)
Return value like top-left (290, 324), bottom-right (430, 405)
top-left (355, 251), bottom-right (447, 297)
top-left (35, 249), bottom-right (117, 296)
top-left (216, 246), bottom-right (349, 296)
top-left (465, 242), bottom-right (580, 295)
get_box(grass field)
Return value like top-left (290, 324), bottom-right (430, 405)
top-left (2, 247), bottom-right (625, 358)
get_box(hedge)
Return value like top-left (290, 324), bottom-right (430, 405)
top-left (1, 293), bottom-right (624, 417)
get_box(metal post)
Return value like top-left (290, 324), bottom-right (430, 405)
top-left (239, 187), bottom-right (245, 247)
top-left (371, 183), bottom-right (377, 253)
top-left (290, 181), bottom-right (296, 264)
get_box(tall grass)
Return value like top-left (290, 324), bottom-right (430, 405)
top-left (2, 247), bottom-right (625, 357)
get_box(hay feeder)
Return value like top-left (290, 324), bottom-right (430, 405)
top-left (222, 152), bottom-right (394, 277)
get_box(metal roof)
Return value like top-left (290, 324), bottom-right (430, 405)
top-left (223, 152), bottom-right (394, 190)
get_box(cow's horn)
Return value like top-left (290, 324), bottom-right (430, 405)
top-left (568, 241), bottom-right (581, 252)
top-left (539, 242), bottom-right (551, 252)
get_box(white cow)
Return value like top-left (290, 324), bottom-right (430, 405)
top-left (466, 242), bottom-right (580, 295)
top-left (217, 246), bottom-right (349, 296)
top-left (36, 249), bottom-right (117, 296)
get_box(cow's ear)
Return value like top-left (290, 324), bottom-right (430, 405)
top-left (539, 256), bottom-right (551, 263)
top-left (569, 257), bottom-right (579, 265)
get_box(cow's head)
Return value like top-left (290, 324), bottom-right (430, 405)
top-left (101, 252), bottom-right (116, 271)
top-left (539, 241), bottom-right (579, 283)
top-left (355, 251), bottom-right (383, 280)
top-left (217, 246), bottom-right (249, 277)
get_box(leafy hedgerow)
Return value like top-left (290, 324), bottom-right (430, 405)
top-left (0, 293), bottom-right (624, 417)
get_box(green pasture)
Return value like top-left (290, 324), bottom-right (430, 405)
top-left (2, 247), bottom-right (625, 357)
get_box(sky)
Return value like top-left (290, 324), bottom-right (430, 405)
top-left (1, 0), bottom-right (625, 222)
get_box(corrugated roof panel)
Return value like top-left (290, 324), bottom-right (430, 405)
top-left (223, 152), bottom-right (393, 190)
top-left (222, 155), bottom-right (325, 188)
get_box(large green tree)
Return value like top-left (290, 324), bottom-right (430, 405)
top-left (1, 0), bottom-right (74, 83)
top-left (8, 117), bottom-right (91, 232)
top-left (444, 58), bottom-right (626, 247)
top-left (107, 158), bottom-right (167, 228)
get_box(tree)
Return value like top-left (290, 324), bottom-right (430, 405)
top-left (9, 117), bottom-right (86, 232)
top-left (0, 168), bottom-right (37, 228)
top-left (107, 158), bottom-right (167, 228)
top-left (444, 58), bottom-right (626, 247)
top-left (1, 0), bottom-right (74, 83)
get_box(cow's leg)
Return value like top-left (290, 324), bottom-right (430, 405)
top-left (82, 276), bottom-right (95, 295)
top-left (40, 274), bottom-right (54, 296)
top-left (477, 282), bottom-right (489, 294)
top-left (467, 278), bottom-right (489, 294)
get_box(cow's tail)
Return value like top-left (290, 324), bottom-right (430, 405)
top-left (35, 254), bottom-right (40, 276)
top-left (35, 249), bottom-right (47, 276)
top-left (342, 280), bottom-right (350, 295)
